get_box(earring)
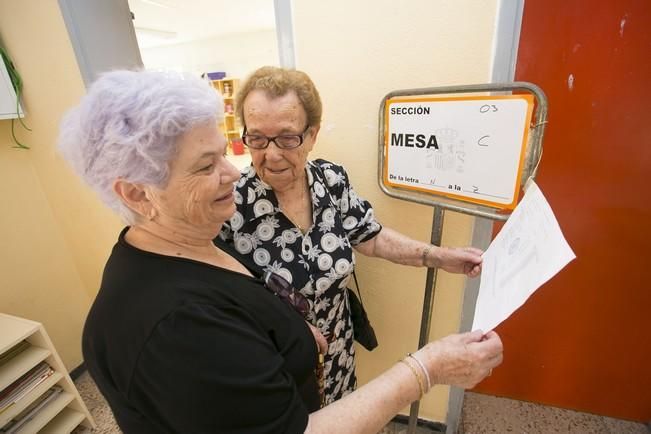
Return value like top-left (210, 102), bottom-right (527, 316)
top-left (147, 207), bottom-right (158, 221)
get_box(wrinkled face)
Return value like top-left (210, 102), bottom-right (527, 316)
top-left (146, 122), bottom-right (240, 234)
top-left (242, 90), bottom-right (318, 192)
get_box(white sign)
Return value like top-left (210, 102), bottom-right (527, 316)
top-left (383, 95), bottom-right (534, 209)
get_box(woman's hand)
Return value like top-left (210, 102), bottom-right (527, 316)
top-left (307, 322), bottom-right (328, 355)
top-left (429, 246), bottom-right (483, 277)
top-left (417, 330), bottom-right (503, 389)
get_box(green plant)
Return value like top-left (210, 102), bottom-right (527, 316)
top-left (1, 46), bottom-right (31, 149)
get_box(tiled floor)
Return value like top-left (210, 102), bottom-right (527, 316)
top-left (460, 392), bottom-right (649, 434)
top-left (75, 372), bottom-right (649, 433)
top-left (75, 372), bottom-right (120, 434)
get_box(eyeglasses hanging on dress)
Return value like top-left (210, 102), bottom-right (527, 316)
top-left (262, 271), bottom-right (325, 407)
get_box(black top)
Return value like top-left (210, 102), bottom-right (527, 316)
top-left (82, 228), bottom-right (320, 434)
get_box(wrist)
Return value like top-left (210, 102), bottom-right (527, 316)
top-left (421, 245), bottom-right (431, 267)
top-left (414, 345), bottom-right (440, 386)
top-left (399, 358), bottom-right (427, 398)
top-left (421, 244), bottom-right (440, 268)
top-left (407, 353), bottom-right (431, 392)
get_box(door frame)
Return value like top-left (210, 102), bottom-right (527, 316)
top-left (445, 1), bottom-right (525, 432)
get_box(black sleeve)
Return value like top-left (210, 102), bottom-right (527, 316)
top-left (128, 302), bottom-right (309, 434)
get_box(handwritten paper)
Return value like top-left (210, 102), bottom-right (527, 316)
top-left (472, 180), bottom-right (576, 332)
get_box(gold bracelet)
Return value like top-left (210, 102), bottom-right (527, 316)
top-left (407, 353), bottom-right (431, 392)
top-left (421, 245), bottom-right (432, 267)
top-left (399, 359), bottom-right (426, 398)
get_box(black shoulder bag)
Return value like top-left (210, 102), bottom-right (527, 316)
top-left (314, 162), bottom-right (378, 351)
top-left (348, 271), bottom-right (378, 351)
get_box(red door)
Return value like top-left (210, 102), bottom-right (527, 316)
top-left (473, 0), bottom-right (651, 422)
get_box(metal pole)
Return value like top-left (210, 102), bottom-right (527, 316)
top-left (407, 206), bottom-right (445, 433)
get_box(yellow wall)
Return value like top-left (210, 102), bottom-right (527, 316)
top-left (293, 0), bottom-right (498, 422)
top-left (0, 1), bottom-right (121, 369)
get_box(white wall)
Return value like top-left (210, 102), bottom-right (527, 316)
top-left (292, 0), bottom-right (499, 423)
top-left (140, 30), bottom-right (279, 78)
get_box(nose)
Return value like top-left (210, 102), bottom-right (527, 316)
top-left (263, 141), bottom-right (284, 161)
top-left (222, 158), bottom-right (240, 183)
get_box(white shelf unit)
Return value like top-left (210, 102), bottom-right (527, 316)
top-left (211, 78), bottom-right (245, 155)
top-left (0, 313), bottom-right (95, 433)
top-left (0, 58), bottom-right (23, 120)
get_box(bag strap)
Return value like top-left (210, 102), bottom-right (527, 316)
top-left (311, 161), bottom-right (368, 310)
top-left (351, 270), bottom-right (366, 308)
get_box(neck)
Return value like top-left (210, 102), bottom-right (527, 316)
top-left (276, 173), bottom-right (309, 199)
top-left (130, 221), bottom-right (220, 253)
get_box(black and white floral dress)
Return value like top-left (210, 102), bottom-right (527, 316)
top-left (219, 159), bottom-right (382, 404)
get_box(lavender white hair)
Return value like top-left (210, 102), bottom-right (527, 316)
top-left (58, 69), bottom-right (222, 224)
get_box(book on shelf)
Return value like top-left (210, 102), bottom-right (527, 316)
top-left (0, 385), bottom-right (63, 433)
top-left (0, 341), bottom-right (29, 367)
top-left (0, 362), bottom-right (55, 414)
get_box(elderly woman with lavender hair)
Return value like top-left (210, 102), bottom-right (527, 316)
top-left (58, 69), bottom-right (502, 434)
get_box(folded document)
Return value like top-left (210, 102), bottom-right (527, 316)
top-left (472, 180), bottom-right (576, 332)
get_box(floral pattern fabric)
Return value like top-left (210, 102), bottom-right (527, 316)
top-left (219, 159), bottom-right (382, 404)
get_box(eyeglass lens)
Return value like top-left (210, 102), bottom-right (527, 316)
top-left (242, 126), bottom-right (309, 149)
top-left (263, 272), bottom-right (310, 318)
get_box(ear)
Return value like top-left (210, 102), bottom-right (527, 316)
top-left (112, 179), bottom-right (153, 219)
top-left (304, 124), bottom-right (320, 152)
top-left (309, 124), bottom-right (321, 140)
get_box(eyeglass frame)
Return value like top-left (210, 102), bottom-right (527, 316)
top-left (241, 125), bottom-right (311, 150)
top-left (263, 271), bottom-right (310, 319)
top-left (263, 270), bottom-right (325, 407)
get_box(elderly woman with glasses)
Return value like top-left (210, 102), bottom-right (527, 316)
top-left (61, 69), bottom-right (502, 433)
top-left (219, 66), bottom-right (486, 404)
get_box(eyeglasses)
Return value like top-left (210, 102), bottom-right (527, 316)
top-left (263, 271), bottom-right (310, 319)
top-left (242, 125), bottom-right (310, 149)
top-left (263, 271), bottom-right (326, 407)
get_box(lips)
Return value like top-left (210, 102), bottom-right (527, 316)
top-left (266, 167), bottom-right (289, 175)
top-left (214, 191), bottom-right (233, 202)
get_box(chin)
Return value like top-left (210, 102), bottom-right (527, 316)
top-left (220, 202), bottom-right (237, 221)
top-left (262, 173), bottom-right (292, 192)
top-left (205, 203), bottom-right (236, 225)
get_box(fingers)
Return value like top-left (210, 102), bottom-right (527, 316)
top-left (465, 331), bottom-right (503, 366)
top-left (457, 247), bottom-right (482, 264)
top-left (315, 331), bottom-right (328, 355)
top-left (466, 263), bottom-right (482, 277)
top-left (463, 246), bottom-right (484, 257)
top-left (479, 331), bottom-right (503, 353)
top-left (307, 322), bottom-right (329, 355)
top-left (475, 333), bottom-right (504, 374)
top-left (424, 330), bottom-right (504, 389)
top-left (456, 247), bottom-right (483, 277)
top-left (461, 329), bottom-right (485, 343)
top-left (464, 333), bottom-right (504, 387)
top-left (482, 330), bottom-right (500, 341)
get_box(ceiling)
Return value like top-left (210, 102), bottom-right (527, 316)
top-left (128, 0), bottom-right (276, 48)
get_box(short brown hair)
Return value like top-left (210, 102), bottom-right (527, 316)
top-left (235, 66), bottom-right (322, 128)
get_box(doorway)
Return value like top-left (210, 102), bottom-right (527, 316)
top-left (473, 0), bottom-right (651, 422)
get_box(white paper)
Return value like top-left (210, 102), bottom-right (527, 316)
top-left (471, 180), bottom-right (576, 332)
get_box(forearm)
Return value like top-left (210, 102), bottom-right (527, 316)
top-left (355, 227), bottom-right (437, 267)
top-left (305, 330), bottom-right (503, 434)
top-left (305, 360), bottom-right (421, 434)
